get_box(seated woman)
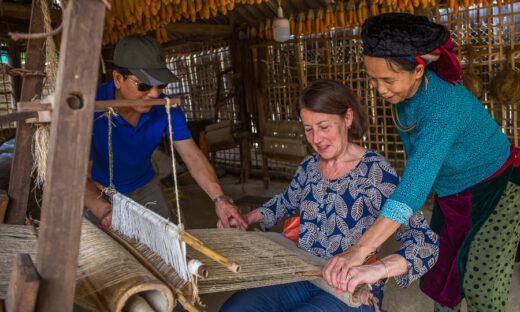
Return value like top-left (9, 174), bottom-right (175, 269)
top-left (220, 79), bottom-right (439, 312)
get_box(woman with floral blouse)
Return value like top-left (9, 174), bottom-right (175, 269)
top-left (220, 79), bottom-right (439, 312)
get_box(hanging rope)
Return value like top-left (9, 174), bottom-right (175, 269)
top-left (41, 0), bottom-right (59, 91)
top-left (165, 97), bottom-right (182, 227)
top-left (105, 107), bottom-right (118, 195)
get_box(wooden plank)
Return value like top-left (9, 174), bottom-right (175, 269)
top-left (7, 43), bottom-right (22, 103)
top-left (35, 0), bottom-right (106, 311)
top-left (5, 0), bottom-right (48, 225)
top-left (0, 190), bottom-right (8, 223)
top-left (165, 23), bottom-right (233, 36)
top-left (0, 111), bottom-right (39, 126)
top-left (6, 253), bottom-right (40, 312)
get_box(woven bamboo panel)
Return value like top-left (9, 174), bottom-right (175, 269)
top-left (186, 228), bottom-right (321, 294)
top-left (165, 41), bottom-right (237, 122)
top-left (438, 2), bottom-right (520, 145)
top-left (164, 41), bottom-right (245, 167)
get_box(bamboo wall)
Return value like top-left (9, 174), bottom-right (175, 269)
top-left (0, 2), bottom-right (518, 179)
top-left (0, 44), bottom-right (16, 143)
top-left (164, 2), bottom-right (519, 177)
top-left (164, 41), bottom-right (245, 167)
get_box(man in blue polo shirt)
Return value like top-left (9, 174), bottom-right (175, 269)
top-left (84, 34), bottom-right (247, 231)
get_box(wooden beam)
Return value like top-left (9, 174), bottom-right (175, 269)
top-left (35, 0), bottom-right (106, 310)
top-left (7, 43), bottom-right (22, 103)
top-left (0, 190), bottom-right (7, 223)
top-left (165, 23), bottom-right (233, 36)
top-left (5, 0), bottom-right (48, 225)
top-left (6, 254), bottom-right (40, 312)
top-left (0, 2), bottom-right (61, 24)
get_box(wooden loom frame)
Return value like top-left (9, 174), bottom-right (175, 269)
top-left (4, 0), bottom-right (107, 311)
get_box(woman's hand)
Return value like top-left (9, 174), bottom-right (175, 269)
top-left (216, 200), bottom-right (248, 230)
top-left (218, 209), bottom-right (264, 230)
top-left (322, 244), bottom-right (373, 290)
top-left (337, 261), bottom-right (387, 294)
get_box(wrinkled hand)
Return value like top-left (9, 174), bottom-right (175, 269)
top-left (322, 245), bottom-right (372, 292)
top-left (90, 201), bottom-right (112, 228)
top-left (215, 200), bottom-right (248, 231)
top-left (338, 262), bottom-right (386, 294)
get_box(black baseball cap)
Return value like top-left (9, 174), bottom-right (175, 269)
top-left (113, 34), bottom-right (180, 85)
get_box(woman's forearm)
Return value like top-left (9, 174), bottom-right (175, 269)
top-left (354, 215), bottom-right (401, 258)
top-left (374, 254), bottom-right (409, 280)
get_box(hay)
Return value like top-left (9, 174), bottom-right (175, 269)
top-left (31, 124), bottom-right (50, 188)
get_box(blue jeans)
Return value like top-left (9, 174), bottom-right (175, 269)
top-left (219, 281), bottom-right (383, 312)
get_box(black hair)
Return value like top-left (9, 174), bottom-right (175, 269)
top-left (112, 64), bottom-right (132, 79)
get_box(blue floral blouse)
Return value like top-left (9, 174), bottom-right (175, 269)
top-left (258, 151), bottom-right (439, 288)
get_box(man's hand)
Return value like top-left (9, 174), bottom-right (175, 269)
top-left (215, 200), bottom-right (248, 231)
top-left (89, 200), bottom-right (112, 228)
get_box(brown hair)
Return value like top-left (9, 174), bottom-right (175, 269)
top-left (297, 79), bottom-right (367, 140)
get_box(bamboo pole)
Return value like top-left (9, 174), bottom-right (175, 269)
top-left (17, 97), bottom-right (182, 112)
top-left (181, 231), bottom-right (241, 273)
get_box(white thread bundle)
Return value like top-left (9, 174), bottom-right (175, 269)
top-left (111, 192), bottom-right (191, 282)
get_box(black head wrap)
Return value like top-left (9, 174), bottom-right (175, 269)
top-left (361, 13), bottom-right (449, 57)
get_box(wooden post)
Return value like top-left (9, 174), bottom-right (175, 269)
top-left (229, 33), bottom-right (252, 183)
top-left (5, 0), bottom-right (48, 225)
top-left (252, 46), bottom-right (270, 188)
top-left (7, 42), bottom-right (23, 104)
top-left (0, 190), bottom-right (8, 223)
top-left (6, 254), bottom-right (40, 312)
top-left (35, 0), bottom-right (106, 311)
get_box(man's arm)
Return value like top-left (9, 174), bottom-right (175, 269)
top-left (173, 138), bottom-right (248, 230)
top-left (84, 160), bottom-right (112, 227)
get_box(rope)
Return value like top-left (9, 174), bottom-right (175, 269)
top-left (106, 108), bottom-right (118, 195)
top-left (0, 64), bottom-right (46, 78)
top-left (40, 0), bottom-right (58, 92)
top-left (165, 97), bottom-right (182, 227)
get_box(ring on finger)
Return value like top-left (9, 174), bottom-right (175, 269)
top-left (346, 274), bottom-right (352, 281)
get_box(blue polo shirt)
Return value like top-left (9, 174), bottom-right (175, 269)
top-left (91, 81), bottom-right (191, 193)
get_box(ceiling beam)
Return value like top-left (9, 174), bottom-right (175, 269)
top-left (0, 2), bottom-right (61, 24)
top-left (165, 23), bottom-right (233, 36)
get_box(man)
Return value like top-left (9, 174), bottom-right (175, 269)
top-left (84, 34), bottom-right (247, 230)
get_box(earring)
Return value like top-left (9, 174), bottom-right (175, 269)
top-left (424, 75), bottom-right (429, 91)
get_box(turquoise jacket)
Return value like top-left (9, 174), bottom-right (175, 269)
top-left (380, 69), bottom-right (510, 224)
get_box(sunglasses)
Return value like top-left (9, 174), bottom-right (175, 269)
top-left (126, 76), bottom-right (168, 92)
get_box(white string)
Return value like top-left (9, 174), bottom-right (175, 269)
top-left (111, 193), bottom-right (191, 282)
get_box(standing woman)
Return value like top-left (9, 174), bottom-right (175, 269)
top-left (323, 13), bottom-right (520, 312)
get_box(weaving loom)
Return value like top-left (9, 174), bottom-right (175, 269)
top-left (0, 221), bottom-right (369, 311)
